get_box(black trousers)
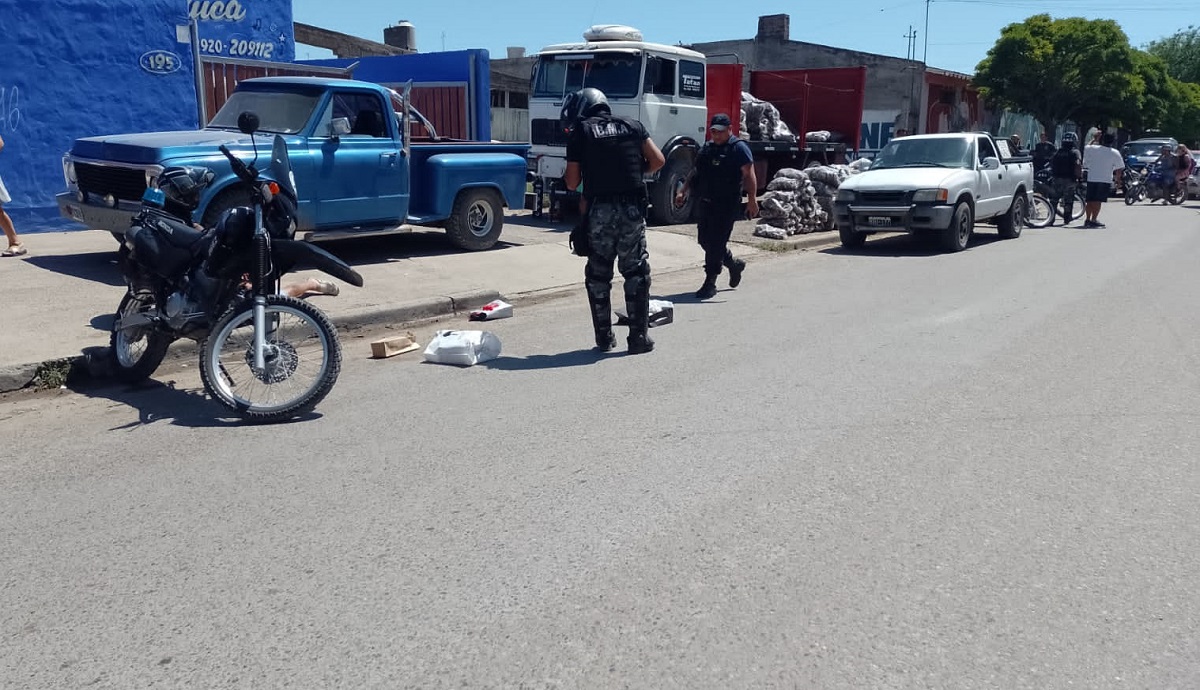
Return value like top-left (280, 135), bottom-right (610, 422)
top-left (696, 200), bottom-right (742, 277)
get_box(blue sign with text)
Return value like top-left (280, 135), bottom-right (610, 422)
top-left (192, 0), bottom-right (295, 62)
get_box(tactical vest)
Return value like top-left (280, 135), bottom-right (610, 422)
top-left (1050, 148), bottom-right (1078, 179)
top-left (695, 139), bottom-right (746, 205)
top-left (577, 115), bottom-right (647, 199)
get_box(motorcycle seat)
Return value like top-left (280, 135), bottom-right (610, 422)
top-left (145, 210), bottom-right (208, 249)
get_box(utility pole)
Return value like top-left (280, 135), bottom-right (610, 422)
top-left (905, 26), bottom-right (918, 133)
top-left (923, 0), bottom-right (931, 65)
top-left (441, 31), bottom-right (447, 51)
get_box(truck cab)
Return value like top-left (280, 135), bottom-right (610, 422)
top-left (528, 25), bottom-right (709, 225)
top-left (59, 77), bottom-right (529, 251)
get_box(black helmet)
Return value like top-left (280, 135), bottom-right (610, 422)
top-left (159, 166), bottom-right (215, 210)
top-left (560, 87), bottom-right (610, 125)
top-left (1060, 131), bottom-right (1078, 149)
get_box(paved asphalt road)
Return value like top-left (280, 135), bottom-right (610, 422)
top-left (4, 203), bottom-right (1200, 688)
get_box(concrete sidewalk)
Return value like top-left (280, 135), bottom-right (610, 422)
top-left (0, 215), bottom-right (838, 391)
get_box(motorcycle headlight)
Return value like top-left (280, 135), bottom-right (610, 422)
top-left (912, 188), bottom-right (949, 203)
top-left (836, 189), bottom-right (856, 202)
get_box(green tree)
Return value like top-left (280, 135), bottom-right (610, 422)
top-left (1161, 79), bottom-right (1200, 148)
top-left (1146, 27), bottom-right (1200, 84)
top-left (1116, 51), bottom-right (1173, 136)
top-left (974, 14), bottom-right (1139, 135)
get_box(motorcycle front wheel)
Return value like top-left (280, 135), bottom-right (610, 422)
top-left (1025, 193), bottom-right (1055, 228)
top-left (199, 295), bottom-right (342, 423)
top-left (109, 290), bottom-right (173, 383)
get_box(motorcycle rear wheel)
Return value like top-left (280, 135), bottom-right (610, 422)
top-left (109, 290), bottom-right (173, 384)
top-left (199, 294), bottom-right (342, 423)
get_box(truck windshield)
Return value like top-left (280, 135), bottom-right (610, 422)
top-left (532, 53), bottom-right (642, 99)
top-left (208, 91), bottom-right (321, 134)
top-left (871, 138), bottom-right (974, 170)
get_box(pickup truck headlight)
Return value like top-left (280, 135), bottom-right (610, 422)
top-left (912, 188), bottom-right (949, 203)
top-left (62, 157), bottom-right (77, 186)
top-left (836, 189), bottom-right (856, 202)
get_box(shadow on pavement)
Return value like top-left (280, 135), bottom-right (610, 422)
top-left (23, 251), bottom-right (124, 287)
top-left (72, 378), bottom-right (321, 429)
top-left (820, 231), bottom-right (1004, 257)
top-left (306, 231), bottom-right (521, 269)
top-left (481, 348), bottom-right (616, 371)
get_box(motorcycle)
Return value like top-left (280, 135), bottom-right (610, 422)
top-left (1138, 162), bottom-right (1186, 205)
top-left (1026, 163), bottom-right (1086, 228)
top-left (1122, 167), bottom-right (1147, 205)
top-left (109, 111), bottom-right (364, 422)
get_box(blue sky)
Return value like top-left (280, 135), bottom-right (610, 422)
top-left (291, 0), bottom-right (1189, 75)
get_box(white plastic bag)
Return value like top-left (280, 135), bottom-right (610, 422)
top-left (468, 299), bottom-right (514, 321)
top-left (615, 299), bottom-right (675, 328)
top-left (423, 330), bottom-right (502, 367)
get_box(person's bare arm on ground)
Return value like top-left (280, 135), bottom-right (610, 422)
top-left (742, 162), bottom-right (758, 218)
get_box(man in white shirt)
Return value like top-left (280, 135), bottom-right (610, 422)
top-left (1082, 132), bottom-right (1125, 228)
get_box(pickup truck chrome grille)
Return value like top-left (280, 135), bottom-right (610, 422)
top-left (858, 191), bottom-right (910, 206)
top-left (76, 163), bottom-right (146, 202)
top-left (530, 118), bottom-right (569, 147)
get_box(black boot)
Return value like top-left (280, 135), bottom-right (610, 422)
top-left (695, 275), bottom-right (718, 300)
top-left (724, 252), bottom-right (746, 288)
top-left (625, 280), bottom-right (655, 355)
top-left (586, 285), bottom-right (616, 352)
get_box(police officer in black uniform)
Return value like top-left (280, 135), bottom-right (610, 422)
top-left (676, 114), bottom-right (757, 300)
top-left (563, 88), bottom-right (666, 354)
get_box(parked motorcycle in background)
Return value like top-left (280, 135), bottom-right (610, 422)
top-left (110, 112), bottom-right (365, 422)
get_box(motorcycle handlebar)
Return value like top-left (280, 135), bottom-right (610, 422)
top-left (218, 145), bottom-right (255, 183)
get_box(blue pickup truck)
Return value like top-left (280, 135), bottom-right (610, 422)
top-left (57, 77), bottom-right (529, 250)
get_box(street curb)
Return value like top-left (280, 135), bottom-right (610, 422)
top-left (0, 289), bottom-right (501, 395)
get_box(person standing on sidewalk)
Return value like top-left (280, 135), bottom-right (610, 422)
top-left (563, 88), bottom-right (665, 355)
top-left (1048, 132), bottom-right (1082, 226)
top-left (676, 114), bottom-right (758, 300)
top-left (1082, 133), bottom-right (1124, 228)
top-left (0, 134), bottom-right (25, 257)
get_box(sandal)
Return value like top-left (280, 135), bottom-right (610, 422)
top-left (314, 280), bottom-right (339, 297)
top-left (2, 244), bottom-right (26, 257)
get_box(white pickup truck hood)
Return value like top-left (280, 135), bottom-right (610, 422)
top-left (841, 167), bottom-right (971, 191)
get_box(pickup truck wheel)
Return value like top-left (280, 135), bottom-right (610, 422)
top-left (939, 202), bottom-right (973, 253)
top-left (838, 225), bottom-right (867, 249)
top-left (446, 188), bottom-right (505, 251)
top-left (651, 153), bottom-right (696, 225)
top-left (997, 193), bottom-right (1026, 239)
top-left (201, 188), bottom-right (253, 229)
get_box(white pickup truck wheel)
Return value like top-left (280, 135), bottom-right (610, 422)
top-left (940, 202), bottom-right (973, 253)
top-left (446, 188), bottom-right (505, 251)
top-left (997, 193), bottom-right (1026, 239)
top-left (838, 225), bottom-right (866, 249)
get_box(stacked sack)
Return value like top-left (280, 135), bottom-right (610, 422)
top-left (741, 92), bottom-right (796, 143)
top-left (753, 168), bottom-right (828, 238)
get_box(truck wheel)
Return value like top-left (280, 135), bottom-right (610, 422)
top-left (838, 225), bottom-right (866, 249)
top-left (201, 188), bottom-right (253, 228)
top-left (939, 202), bottom-right (973, 253)
top-left (997, 193), bottom-right (1026, 239)
top-left (651, 153), bottom-right (695, 225)
top-left (446, 188), bottom-right (505, 251)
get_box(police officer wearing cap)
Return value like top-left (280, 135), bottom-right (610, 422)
top-left (563, 87), bottom-right (666, 354)
top-left (676, 113), bottom-right (757, 300)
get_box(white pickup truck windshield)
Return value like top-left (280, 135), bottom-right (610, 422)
top-left (871, 138), bottom-right (974, 170)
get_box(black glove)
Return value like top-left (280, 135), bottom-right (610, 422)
top-left (569, 216), bottom-right (591, 257)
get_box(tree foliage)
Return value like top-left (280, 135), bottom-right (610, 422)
top-left (975, 14), bottom-right (1138, 135)
top-left (1146, 27), bottom-right (1200, 84)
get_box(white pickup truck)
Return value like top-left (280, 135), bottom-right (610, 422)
top-left (834, 132), bottom-right (1033, 253)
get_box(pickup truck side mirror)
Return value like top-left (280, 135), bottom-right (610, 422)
top-left (980, 156), bottom-right (1001, 171)
top-left (330, 117), bottom-right (352, 138)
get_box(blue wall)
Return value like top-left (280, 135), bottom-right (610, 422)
top-left (193, 0), bottom-right (295, 63)
top-left (300, 50), bottom-right (492, 141)
top-left (0, 0), bottom-right (296, 231)
top-left (0, 0), bottom-right (197, 229)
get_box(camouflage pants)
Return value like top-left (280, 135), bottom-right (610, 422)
top-left (584, 200), bottom-right (651, 331)
top-left (1049, 179), bottom-right (1078, 216)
